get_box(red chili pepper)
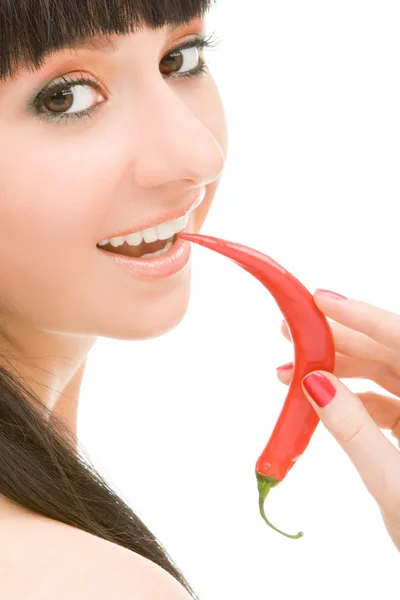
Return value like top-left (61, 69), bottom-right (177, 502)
top-left (179, 232), bottom-right (335, 539)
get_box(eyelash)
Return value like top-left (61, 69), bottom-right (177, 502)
top-left (31, 32), bottom-right (220, 125)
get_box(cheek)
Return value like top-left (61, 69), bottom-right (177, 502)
top-left (0, 135), bottom-right (110, 309)
top-left (0, 134), bottom-right (112, 250)
top-left (0, 128), bottom-right (123, 325)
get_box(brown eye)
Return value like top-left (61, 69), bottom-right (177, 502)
top-left (40, 84), bottom-right (105, 115)
top-left (43, 89), bottom-right (74, 113)
top-left (160, 47), bottom-right (200, 76)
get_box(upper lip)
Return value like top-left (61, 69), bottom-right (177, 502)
top-left (99, 189), bottom-right (206, 242)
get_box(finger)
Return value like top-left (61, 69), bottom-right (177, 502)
top-left (357, 392), bottom-right (400, 444)
top-left (302, 371), bottom-right (400, 511)
top-left (313, 290), bottom-right (400, 355)
top-left (372, 371), bottom-right (400, 399)
top-left (281, 318), bottom-right (399, 375)
top-left (277, 352), bottom-right (400, 398)
top-left (276, 353), bottom-right (381, 381)
top-left (277, 361), bottom-right (400, 441)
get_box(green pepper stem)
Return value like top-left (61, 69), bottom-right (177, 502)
top-left (256, 472), bottom-right (303, 540)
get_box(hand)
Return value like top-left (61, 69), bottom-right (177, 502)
top-left (276, 289), bottom-right (400, 551)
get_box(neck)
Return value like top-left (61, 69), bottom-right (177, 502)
top-left (0, 318), bottom-right (96, 451)
top-left (50, 361), bottom-right (87, 453)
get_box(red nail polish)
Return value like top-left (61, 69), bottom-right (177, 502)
top-left (316, 289), bottom-right (347, 300)
top-left (276, 362), bottom-right (293, 371)
top-left (302, 372), bottom-right (337, 408)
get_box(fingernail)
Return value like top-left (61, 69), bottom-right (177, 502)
top-left (302, 372), bottom-right (337, 408)
top-left (276, 362), bottom-right (293, 371)
top-left (315, 289), bottom-right (347, 300)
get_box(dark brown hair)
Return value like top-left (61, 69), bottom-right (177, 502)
top-left (0, 1), bottom-right (216, 597)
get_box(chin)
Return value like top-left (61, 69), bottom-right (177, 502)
top-left (101, 262), bottom-right (192, 342)
top-left (131, 289), bottom-right (191, 341)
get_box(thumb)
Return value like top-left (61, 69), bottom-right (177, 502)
top-left (302, 371), bottom-right (400, 510)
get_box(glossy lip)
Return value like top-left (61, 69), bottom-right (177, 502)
top-left (98, 217), bottom-right (193, 281)
top-left (98, 188), bottom-right (206, 243)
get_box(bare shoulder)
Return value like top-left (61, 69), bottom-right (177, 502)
top-left (0, 507), bottom-right (192, 600)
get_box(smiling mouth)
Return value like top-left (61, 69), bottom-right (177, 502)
top-left (99, 234), bottom-right (177, 259)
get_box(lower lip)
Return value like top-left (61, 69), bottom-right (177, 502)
top-left (98, 232), bottom-right (192, 282)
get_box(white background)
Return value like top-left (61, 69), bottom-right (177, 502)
top-left (78, 2), bottom-right (400, 599)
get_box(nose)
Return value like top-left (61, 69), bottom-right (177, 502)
top-left (127, 81), bottom-right (226, 189)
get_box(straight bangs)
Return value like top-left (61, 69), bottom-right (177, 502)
top-left (0, 0), bottom-right (215, 80)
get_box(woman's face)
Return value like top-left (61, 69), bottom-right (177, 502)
top-left (0, 18), bottom-right (227, 341)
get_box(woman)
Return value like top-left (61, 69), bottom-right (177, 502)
top-left (0, 0), bottom-right (398, 597)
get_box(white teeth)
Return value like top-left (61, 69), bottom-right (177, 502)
top-left (110, 236), bottom-right (125, 248)
top-left (142, 227), bottom-right (159, 243)
top-left (99, 214), bottom-right (189, 248)
top-left (156, 222), bottom-right (177, 241)
top-left (125, 231), bottom-right (143, 246)
top-left (173, 216), bottom-right (187, 234)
